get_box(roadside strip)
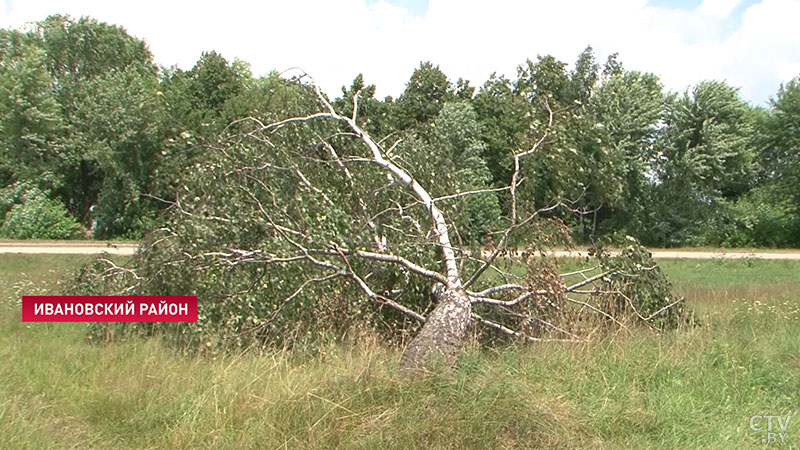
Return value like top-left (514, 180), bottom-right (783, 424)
top-left (1, 243), bottom-right (799, 260)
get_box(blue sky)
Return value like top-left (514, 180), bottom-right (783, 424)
top-left (372, 0), bottom-right (764, 41)
top-left (1, 0), bottom-right (799, 104)
top-left (651, 0), bottom-right (762, 37)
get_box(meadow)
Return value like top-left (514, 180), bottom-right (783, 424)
top-left (0, 254), bottom-right (798, 449)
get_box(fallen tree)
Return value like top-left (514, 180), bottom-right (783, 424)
top-left (71, 73), bottom-right (689, 373)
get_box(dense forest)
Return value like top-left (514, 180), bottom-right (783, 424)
top-left (1, 14), bottom-right (798, 247)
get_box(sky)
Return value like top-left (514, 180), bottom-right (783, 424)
top-left (1, 0), bottom-right (799, 105)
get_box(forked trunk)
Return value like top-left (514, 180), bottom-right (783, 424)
top-left (399, 286), bottom-right (472, 374)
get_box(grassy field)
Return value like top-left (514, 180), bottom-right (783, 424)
top-left (1, 254), bottom-right (799, 449)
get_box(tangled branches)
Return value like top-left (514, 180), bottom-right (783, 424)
top-left (68, 73), bottom-right (691, 368)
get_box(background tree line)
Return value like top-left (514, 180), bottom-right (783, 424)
top-left (1, 14), bottom-right (798, 247)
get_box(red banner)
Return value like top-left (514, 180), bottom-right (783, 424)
top-left (21, 296), bottom-right (198, 322)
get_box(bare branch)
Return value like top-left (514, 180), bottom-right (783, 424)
top-left (615, 289), bottom-right (686, 323)
top-left (146, 193), bottom-right (234, 224)
top-left (327, 246), bottom-right (449, 286)
top-left (267, 272), bottom-right (347, 322)
top-left (303, 84), bottom-right (461, 286)
top-left (469, 290), bottom-right (548, 307)
top-left (497, 308), bottom-right (583, 340)
top-left (468, 283), bottom-right (527, 297)
top-left (510, 100), bottom-right (554, 224)
top-left (565, 296), bottom-right (632, 334)
top-left (565, 269), bottom-right (616, 292)
top-left (295, 168), bottom-right (334, 207)
top-left (330, 243), bottom-right (426, 323)
top-left (352, 88), bottom-right (361, 123)
top-left (472, 313), bottom-right (583, 343)
top-left (560, 266), bottom-right (601, 277)
top-left (431, 185), bottom-right (512, 204)
top-left (464, 201), bottom-right (563, 289)
top-left (639, 296), bottom-right (685, 321)
top-left (260, 112), bottom-right (335, 133)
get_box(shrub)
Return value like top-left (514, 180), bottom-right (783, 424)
top-left (0, 182), bottom-right (84, 239)
top-left (593, 237), bottom-right (693, 330)
top-left (693, 187), bottom-right (798, 248)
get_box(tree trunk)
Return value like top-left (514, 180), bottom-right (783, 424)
top-left (399, 286), bottom-right (472, 374)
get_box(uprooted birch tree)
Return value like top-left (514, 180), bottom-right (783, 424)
top-left (72, 72), bottom-right (689, 373)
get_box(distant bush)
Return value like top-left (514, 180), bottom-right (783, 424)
top-left (693, 187), bottom-right (799, 248)
top-left (0, 182), bottom-right (84, 239)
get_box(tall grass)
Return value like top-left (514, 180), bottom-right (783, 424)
top-left (1, 255), bottom-right (799, 449)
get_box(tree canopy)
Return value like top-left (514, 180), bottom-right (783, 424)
top-left (1, 14), bottom-right (798, 248)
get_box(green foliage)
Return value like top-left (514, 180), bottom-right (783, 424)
top-left (473, 74), bottom-right (532, 185)
top-left (0, 14), bottom-right (163, 237)
top-left (0, 181), bottom-right (30, 219)
top-left (394, 61), bottom-right (453, 129)
top-left (66, 76), bottom-right (446, 351)
top-left (163, 50), bottom-right (253, 134)
top-left (647, 81), bottom-right (759, 246)
top-left (511, 51), bottom-right (611, 226)
top-left (427, 102), bottom-right (501, 243)
top-left (594, 237), bottom-right (691, 329)
top-left (515, 55), bottom-right (572, 107)
top-left (569, 46), bottom-right (600, 104)
top-left (0, 182), bottom-right (83, 239)
top-left (691, 187), bottom-right (799, 248)
top-left (587, 69), bottom-right (666, 238)
top-left (2, 13), bottom-right (798, 246)
top-left (33, 14), bottom-right (156, 107)
top-left (334, 74), bottom-right (394, 138)
top-left (92, 174), bottom-right (156, 239)
top-left (759, 77), bottom-right (800, 223)
top-left (658, 81), bottom-right (756, 200)
top-left (70, 65), bottom-right (165, 237)
top-left (188, 51), bottom-right (248, 113)
top-left (0, 29), bottom-right (65, 189)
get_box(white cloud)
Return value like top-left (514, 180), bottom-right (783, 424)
top-left (698, 0), bottom-right (743, 18)
top-left (1, 0), bottom-right (798, 104)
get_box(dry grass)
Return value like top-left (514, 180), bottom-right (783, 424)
top-left (1, 254), bottom-right (799, 449)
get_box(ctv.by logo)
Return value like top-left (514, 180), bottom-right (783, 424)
top-left (750, 414), bottom-right (792, 445)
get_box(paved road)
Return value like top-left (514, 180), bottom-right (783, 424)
top-left (1, 242), bottom-right (799, 260)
